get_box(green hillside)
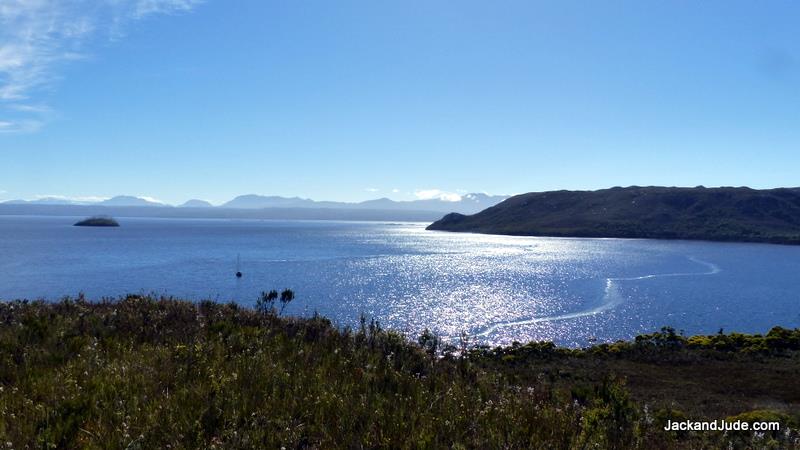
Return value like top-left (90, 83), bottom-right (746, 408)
top-left (427, 186), bottom-right (800, 244)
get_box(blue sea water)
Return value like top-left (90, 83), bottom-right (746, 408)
top-left (1, 215), bottom-right (799, 347)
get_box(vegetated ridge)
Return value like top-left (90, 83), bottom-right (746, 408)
top-left (428, 186), bottom-right (800, 245)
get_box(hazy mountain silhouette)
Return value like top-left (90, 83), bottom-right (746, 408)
top-left (356, 193), bottom-right (508, 214)
top-left (98, 196), bottom-right (167, 207)
top-left (222, 195), bottom-right (318, 209)
top-left (222, 193), bottom-right (509, 214)
top-left (3, 197), bottom-right (83, 205)
top-left (179, 199), bottom-right (214, 208)
top-left (0, 192), bottom-right (509, 221)
top-left (2, 196), bottom-right (165, 207)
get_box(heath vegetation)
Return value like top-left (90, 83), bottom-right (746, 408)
top-left (1, 296), bottom-right (798, 449)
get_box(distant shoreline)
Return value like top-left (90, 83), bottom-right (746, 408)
top-left (0, 203), bottom-right (445, 222)
top-left (427, 226), bottom-right (800, 246)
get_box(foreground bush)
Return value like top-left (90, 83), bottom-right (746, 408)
top-left (0, 296), bottom-right (798, 449)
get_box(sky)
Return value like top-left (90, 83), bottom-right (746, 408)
top-left (1, 0), bottom-right (799, 205)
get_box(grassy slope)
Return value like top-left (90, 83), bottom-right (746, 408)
top-left (427, 186), bottom-right (800, 244)
top-left (1, 296), bottom-right (799, 449)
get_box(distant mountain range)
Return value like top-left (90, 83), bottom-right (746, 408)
top-left (4, 196), bottom-right (166, 207)
top-left (1, 193), bottom-right (509, 222)
top-left (3, 193), bottom-right (507, 214)
top-left (427, 186), bottom-right (800, 245)
top-left (99, 196), bottom-right (168, 207)
top-left (218, 193), bottom-right (508, 214)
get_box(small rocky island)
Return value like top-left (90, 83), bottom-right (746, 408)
top-left (74, 216), bottom-right (120, 227)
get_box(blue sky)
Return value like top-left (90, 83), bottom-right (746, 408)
top-left (1, 0), bottom-right (798, 205)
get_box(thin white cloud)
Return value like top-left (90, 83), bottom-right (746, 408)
top-left (34, 194), bottom-right (109, 203)
top-left (414, 189), bottom-right (462, 202)
top-left (134, 0), bottom-right (200, 19)
top-left (391, 188), bottom-right (399, 193)
top-left (8, 103), bottom-right (51, 113)
top-left (0, 119), bottom-right (42, 133)
top-left (137, 195), bottom-right (166, 204)
top-left (365, 187), bottom-right (379, 193)
top-left (0, 0), bottom-right (202, 133)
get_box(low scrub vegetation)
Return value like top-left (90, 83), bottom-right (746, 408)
top-left (1, 296), bottom-right (799, 449)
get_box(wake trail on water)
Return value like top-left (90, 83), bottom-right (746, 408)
top-left (469, 257), bottom-right (721, 339)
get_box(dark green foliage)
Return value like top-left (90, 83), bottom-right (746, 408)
top-left (417, 328), bottom-right (440, 355)
top-left (629, 325), bottom-right (800, 354)
top-left (577, 378), bottom-right (639, 449)
top-left (256, 289), bottom-right (278, 314)
top-left (427, 186), bottom-right (800, 245)
top-left (279, 289), bottom-right (295, 315)
top-left (1, 296), bottom-right (799, 449)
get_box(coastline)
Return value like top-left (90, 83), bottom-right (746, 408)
top-left (425, 225), bottom-right (800, 246)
